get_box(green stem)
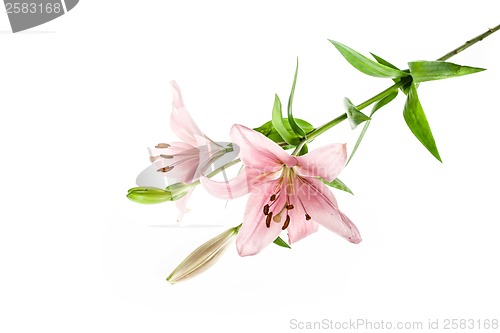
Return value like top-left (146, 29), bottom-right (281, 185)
top-left (164, 155), bottom-right (242, 199)
top-left (165, 158), bottom-right (241, 197)
top-left (356, 79), bottom-right (406, 110)
top-left (204, 158), bottom-right (241, 179)
top-left (292, 24), bottom-right (500, 156)
top-left (437, 24), bottom-right (500, 61)
top-left (292, 113), bottom-right (346, 155)
top-left (292, 79), bottom-right (406, 155)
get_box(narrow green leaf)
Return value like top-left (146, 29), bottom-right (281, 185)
top-left (344, 97), bottom-right (371, 129)
top-left (297, 144), bottom-right (308, 156)
top-left (272, 94), bottom-right (300, 145)
top-left (253, 121), bottom-right (274, 136)
top-left (287, 58), bottom-right (306, 137)
top-left (403, 83), bottom-right (442, 162)
top-left (293, 119), bottom-right (315, 133)
top-left (408, 61), bottom-right (485, 82)
top-left (370, 90), bottom-right (398, 116)
top-left (273, 236), bottom-right (291, 249)
top-left (370, 53), bottom-right (400, 70)
top-left (329, 40), bottom-right (409, 79)
top-left (254, 118), bottom-right (315, 146)
top-left (346, 90), bottom-right (398, 165)
top-left (320, 178), bottom-right (354, 195)
top-left (371, 53), bottom-right (413, 94)
top-left (346, 120), bottom-right (371, 165)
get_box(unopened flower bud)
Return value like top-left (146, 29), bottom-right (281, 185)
top-left (127, 183), bottom-right (192, 204)
top-left (167, 225), bottom-right (241, 284)
top-left (164, 182), bottom-right (190, 201)
top-left (127, 187), bottom-right (172, 204)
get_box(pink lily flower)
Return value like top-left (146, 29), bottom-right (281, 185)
top-left (201, 125), bottom-right (361, 256)
top-left (145, 81), bottom-right (230, 221)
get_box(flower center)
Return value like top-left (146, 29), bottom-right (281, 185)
top-left (261, 167), bottom-right (312, 230)
top-left (262, 192), bottom-right (294, 230)
top-left (261, 168), bottom-right (313, 229)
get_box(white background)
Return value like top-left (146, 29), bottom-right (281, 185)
top-left (1, 1), bottom-right (499, 332)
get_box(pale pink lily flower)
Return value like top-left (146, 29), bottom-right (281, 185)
top-left (146, 81), bottom-right (229, 221)
top-left (201, 124), bottom-right (361, 256)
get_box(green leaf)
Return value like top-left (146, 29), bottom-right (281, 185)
top-left (287, 58), bottom-right (306, 137)
top-left (254, 118), bottom-right (315, 146)
top-left (329, 40), bottom-right (409, 79)
top-left (253, 120), bottom-right (274, 136)
top-left (344, 97), bottom-right (371, 129)
top-left (346, 120), bottom-right (371, 165)
top-left (320, 178), bottom-right (354, 195)
top-left (297, 144), bottom-right (308, 156)
top-left (370, 52), bottom-right (400, 70)
top-left (370, 90), bottom-right (398, 116)
top-left (346, 90), bottom-right (398, 165)
top-left (403, 83), bottom-right (442, 162)
top-left (272, 94), bottom-right (300, 145)
top-left (371, 53), bottom-right (413, 94)
top-left (408, 61), bottom-right (485, 82)
top-left (273, 236), bottom-right (291, 249)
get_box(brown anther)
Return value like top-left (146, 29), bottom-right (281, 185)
top-left (155, 143), bottom-right (170, 148)
top-left (282, 215), bottom-right (290, 230)
top-left (263, 204), bottom-right (269, 215)
top-left (265, 212), bottom-right (273, 228)
top-left (150, 156), bottom-right (161, 162)
top-left (286, 204), bottom-right (294, 210)
top-left (305, 213), bottom-right (311, 221)
top-left (270, 194), bottom-right (276, 201)
top-left (160, 154), bottom-right (174, 159)
top-left (157, 166), bottom-right (174, 173)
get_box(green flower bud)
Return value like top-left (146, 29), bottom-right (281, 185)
top-left (127, 183), bottom-right (192, 204)
top-left (165, 183), bottom-right (190, 201)
top-left (127, 187), bottom-right (172, 204)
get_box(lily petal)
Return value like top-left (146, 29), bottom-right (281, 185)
top-left (286, 200), bottom-right (319, 244)
top-left (170, 81), bottom-right (206, 147)
top-left (295, 144), bottom-right (347, 182)
top-left (175, 187), bottom-right (195, 222)
top-left (230, 125), bottom-right (297, 171)
top-left (236, 181), bottom-right (285, 256)
top-left (294, 176), bottom-right (361, 244)
top-left (200, 167), bottom-right (257, 200)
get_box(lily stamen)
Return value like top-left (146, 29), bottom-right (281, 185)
top-left (282, 215), bottom-right (291, 230)
top-left (157, 166), bottom-right (174, 173)
top-left (265, 212), bottom-right (273, 228)
top-left (263, 204), bottom-right (270, 215)
top-left (297, 196), bottom-right (312, 221)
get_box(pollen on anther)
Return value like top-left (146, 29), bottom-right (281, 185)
top-left (160, 154), bottom-right (174, 159)
top-left (270, 194), bottom-right (276, 201)
top-left (282, 215), bottom-right (290, 230)
top-left (155, 143), bottom-right (170, 148)
top-left (157, 166), bottom-right (174, 173)
top-left (263, 204), bottom-right (269, 215)
top-left (265, 212), bottom-right (273, 228)
top-left (286, 204), bottom-right (294, 210)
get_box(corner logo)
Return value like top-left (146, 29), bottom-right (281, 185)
top-left (4, 0), bottom-right (78, 33)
